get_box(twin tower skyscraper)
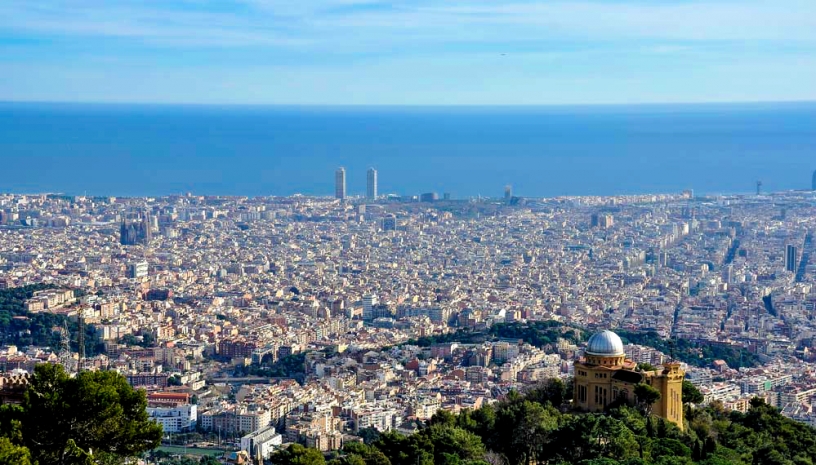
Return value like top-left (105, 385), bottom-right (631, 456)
top-left (335, 167), bottom-right (377, 201)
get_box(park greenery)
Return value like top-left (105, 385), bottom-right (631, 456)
top-left (237, 352), bottom-right (309, 382)
top-left (616, 330), bottom-right (761, 369)
top-left (407, 321), bottom-right (586, 348)
top-left (0, 285), bottom-right (767, 370)
top-left (267, 378), bottom-right (816, 465)
top-left (0, 363), bottom-right (163, 465)
top-left (407, 322), bottom-right (760, 369)
top-left (0, 284), bottom-right (105, 355)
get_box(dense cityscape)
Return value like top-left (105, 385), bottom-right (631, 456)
top-left (3, 167), bottom-right (816, 464)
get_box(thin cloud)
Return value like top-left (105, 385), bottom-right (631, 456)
top-left (0, 0), bottom-right (814, 51)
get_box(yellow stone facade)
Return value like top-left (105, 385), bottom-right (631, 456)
top-left (574, 330), bottom-right (684, 429)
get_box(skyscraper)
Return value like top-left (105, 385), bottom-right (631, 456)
top-left (362, 294), bottom-right (378, 320)
top-left (812, 170), bottom-right (816, 190)
top-left (786, 244), bottom-right (798, 273)
top-left (335, 167), bottom-right (346, 200)
top-left (723, 264), bottom-right (733, 284)
top-left (366, 168), bottom-right (378, 200)
top-left (504, 185), bottom-right (512, 202)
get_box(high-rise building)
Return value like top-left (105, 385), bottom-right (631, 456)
top-left (127, 261), bottom-right (149, 279)
top-left (812, 170), bottom-right (816, 190)
top-left (366, 168), bottom-right (378, 200)
top-left (723, 264), bottom-right (733, 284)
top-left (786, 244), bottom-right (798, 273)
top-left (335, 167), bottom-right (346, 200)
top-left (504, 185), bottom-right (512, 202)
top-left (362, 294), bottom-right (378, 320)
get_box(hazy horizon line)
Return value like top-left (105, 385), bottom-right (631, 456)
top-left (2, 188), bottom-right (811, 201)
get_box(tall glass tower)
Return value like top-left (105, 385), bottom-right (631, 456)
top-left (335, 167), bottom-right (346, 200)
top-left (786, 244), bottom-right (798, 273)
top-left (366, 168), bottom-right (378, 200)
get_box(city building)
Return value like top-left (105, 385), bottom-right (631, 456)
top-left (147, 404), bottom-right (197, 433)
top-left (381, 214), bottom-right (397, 231)
top-left (0, 372), bottom-right (30, 405)
top-left (335, 167), bottom-right (346, 200)
top-left (367, 168), bottom-right (378, 200)
top-left (420, 192), bottom-right (438, 202)
top-left (574, 330), bottom-right (684, 428)
top-left (240, 426), bottom-right (282, 462)
top-left (200, 407), bottom-right (271, 435)
top-left (362, 294), bottom-right (378, 320)
top-left (127, 261), bottom-right (149, 279)
top-left (786, 244), bottom-right (798, 273)
top-left (119, 212), bottom-right (152, 246)
top-left (590, 213), bottom-right (614, 229)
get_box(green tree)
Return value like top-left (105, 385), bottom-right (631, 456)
top-left (269, 444), bottom-right (327, 465)
top-left (0, 436), bottom-right (32, 465)
top-left (490, 394), bottom-right (558, 465)
top-left (355, 427), bottom-right (381, 445)
top-left (682, 381), bottom-right (704, 405)
top-left (340, 442), bottom-right (391, 465)
top-left (429, 410), bottom-right (457, 427)
top-left (634, 384), bottom-right (661, 416)
top-left (423, 424), bottom-right (485, 464)
top-left (578, 459), bottom-right (622, 465)
top-left (467, 404), bottom-right (496, 441)
top-left (524, 378), bottom-right (567, 407)
top-left (21, 363), bottom-right (163, 465)
top-left (546, 414), bottom-right (639, 463)
top-left (328, 456), bottom-right (366, 465)
top-left (636, 363), bottom-right (658, 372)
top-left (649, 438), bottom-right (691, 460)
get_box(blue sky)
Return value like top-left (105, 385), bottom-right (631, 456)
top-left (1, 0), bottom-right (815, 105)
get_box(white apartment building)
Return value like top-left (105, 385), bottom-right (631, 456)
top-left (148, 404), bottom-right (197, 433)
top-left (240, 426), bottom-right (282, 461)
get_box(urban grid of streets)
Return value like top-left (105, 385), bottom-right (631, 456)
top-left (3, 189), bottom-right (816, 450)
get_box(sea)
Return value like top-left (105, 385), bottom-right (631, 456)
top-left (1, 101), bottom-right (815, 199)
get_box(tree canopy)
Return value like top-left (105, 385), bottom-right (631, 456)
top-left (270, 443), bottom-right (327, 465)
top-left (0, 363), bottom-right (162, 465)
top-left (283, 381), bottom-right (816, 465)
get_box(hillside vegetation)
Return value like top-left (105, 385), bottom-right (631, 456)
top-left (270, 380), bottom-right (816, 465)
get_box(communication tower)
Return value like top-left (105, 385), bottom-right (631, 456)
top-left (58, 321), bottom-right (76, 373)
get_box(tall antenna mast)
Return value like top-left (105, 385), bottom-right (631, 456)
top-left (669, 338), bottom-right (676, 363)
top-left (78, 312), bottom-right (85, 372)
top-left (59, 320), bottom-right (74, 372)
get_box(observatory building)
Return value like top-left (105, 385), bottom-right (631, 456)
top-left (574, 330), bottom-right (685, 428)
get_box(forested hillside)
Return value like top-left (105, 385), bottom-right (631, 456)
top-left (269, 380), bottom-right (816, 465)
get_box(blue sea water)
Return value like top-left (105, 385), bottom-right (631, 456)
top-left (0, 102), bottom-right (814, 198)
